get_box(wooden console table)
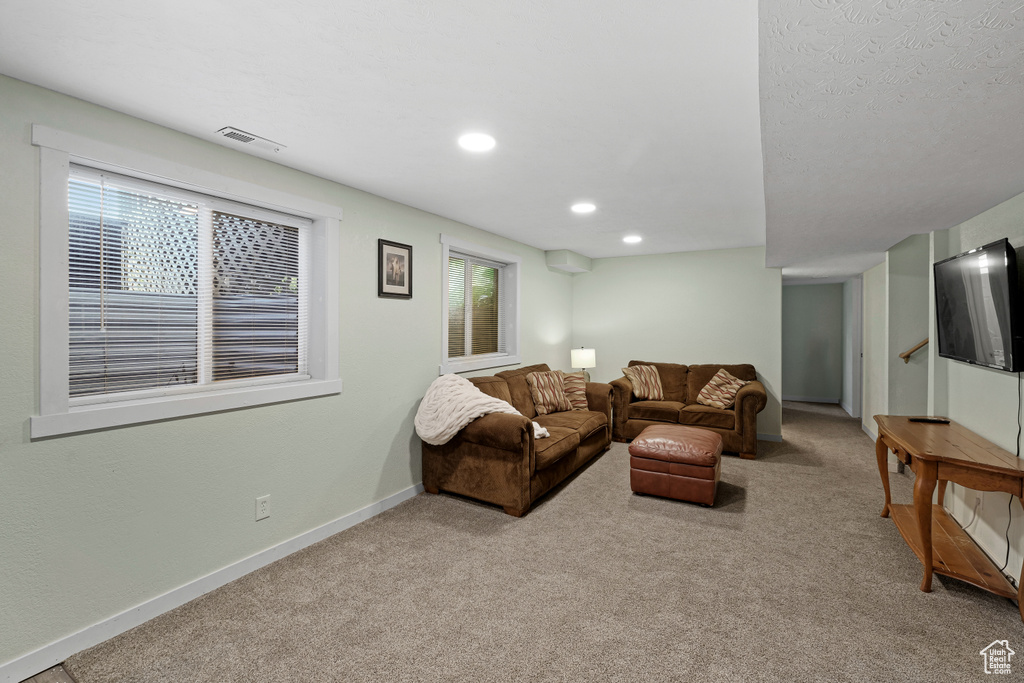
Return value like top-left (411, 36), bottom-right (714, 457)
top-left (874, 415), bottom-right (1024, 620)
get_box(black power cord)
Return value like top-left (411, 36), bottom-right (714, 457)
top-left (1000, 494), bottom-right (1013, 575)
top-left (998, 371), bottom-right (1022, 575)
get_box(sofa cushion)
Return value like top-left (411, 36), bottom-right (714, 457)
top-left (628, 400), bottom-right (686, 423)
top-left (560, 371), bottom-right (589, 411)
top-left (497, 364), bottom-right (551, 418)
top-left (679, 404), bottom-right (735, 430)
top-left (534, 427), bottom-right (581, 470)
top-left (697, 368), bottom-right (749, 409)
top-left (686, 364), bottom-right (756, 404)
top-left (468, 376), bottom-right (513, 404)
top-left (622, 365), bottom-right (664, 400)
top-left (629, 361), bottom-right (687, 402)
top-left (535, 410), bottom-right (607, 441)
top-left (527, 370), bottom-right (572, 415)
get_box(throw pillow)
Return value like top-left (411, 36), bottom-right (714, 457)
top-left (622, 365), bottom-right (664, 400)
top-left (560, 371), bottom-right (589, 411)
top-left (697, 368), bottom-right (749, 409)
top-left (526, 370), bottom-right (572, 415)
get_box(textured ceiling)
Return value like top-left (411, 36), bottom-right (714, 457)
top-left (2, 1), bottom-right (1023, 279)
top-left (0, 0), bottom-right (764, 261)
top-left (761, 0), bottom-right (1024, 279)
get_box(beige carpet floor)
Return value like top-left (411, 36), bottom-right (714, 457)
top-left (65, 402), bottom-right (1022, 682)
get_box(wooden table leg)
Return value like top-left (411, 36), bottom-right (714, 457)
top-left (937, 480), bottom-right (948, 507)
top-left (914, 459), bottom-right (938, 593)
top-left (876, 435), bottom-right (892, 518)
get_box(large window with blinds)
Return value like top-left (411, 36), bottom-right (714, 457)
top-left (68, 166), bottom-right (309, 402)
top-left (32, 125), bottom-right (342, 438)
top-left (441, 235), bottom-right (520, 374)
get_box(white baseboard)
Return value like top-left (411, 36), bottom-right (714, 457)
top-left (782, 395), bottom-right (840, 404)
top-left (839, 400), bottom-right (860, 419)
top-left (0, 483), bottom-right (425, 683)
top-left (757, 433), bottom-right (783, 442)
top-left (862, 423), bottom-right (877, 442)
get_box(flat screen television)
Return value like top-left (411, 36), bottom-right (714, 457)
top-left (934, 238), bottom-right (1022, 372)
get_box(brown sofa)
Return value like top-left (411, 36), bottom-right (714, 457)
top-left (422, 363), bottom-right (613, 516)
top-left (611, 361), bottom-right (767, 459)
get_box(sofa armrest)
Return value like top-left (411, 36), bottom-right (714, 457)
top-left (735, 380), bottom-right (767, 416)
top-left (732, 380), bottom-right (767, 457)
top-left (609, 377), bottom-right (634, 441)
top-left (585, 382), bottom-right (613, 422)
top-left (423, 411), bottom-right (534, 516)
top-left (609, 377), bottom-right (632, 400)
top-left (459, 412), bottom-right (533, 451)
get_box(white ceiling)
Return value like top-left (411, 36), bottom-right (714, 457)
top-left (1, 1), bottom-right (1022, 280)
top-left (762, 0), bottom-right (1024, 279)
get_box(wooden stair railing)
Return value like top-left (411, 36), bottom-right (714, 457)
top-left (899, 338), bottom-right (929, 364)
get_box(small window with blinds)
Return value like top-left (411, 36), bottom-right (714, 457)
top-left (67, 165), bottom-right (310, 404)
top-left (447, 253), bottom-right (505, 359)
top-left (440, 235), bottom-right (520, 374)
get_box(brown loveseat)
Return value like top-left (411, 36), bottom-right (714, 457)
top-left (611, 362), bottom-right (767, 459)
top-left (422, 363), bottom-right (613, 516)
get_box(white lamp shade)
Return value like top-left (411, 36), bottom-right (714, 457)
top-left (571, 348), bottom-right (596, 369)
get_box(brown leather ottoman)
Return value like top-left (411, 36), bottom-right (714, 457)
top-left (629, 425), bottom-right (723, 506)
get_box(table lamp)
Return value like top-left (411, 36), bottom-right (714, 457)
top-left (571, 347), bottom-right (596, 382)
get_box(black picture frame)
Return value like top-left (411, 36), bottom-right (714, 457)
top-left (378, 239), bottom-right (412, 299)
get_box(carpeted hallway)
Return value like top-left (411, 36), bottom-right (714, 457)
top-left (64, 403), bottom-right (1021, 682)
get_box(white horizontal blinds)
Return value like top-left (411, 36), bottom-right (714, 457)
top-left (447, 255), bottom-right (467, 358)
top-left (448, 251), bottom-right (504, 359)
top-left (470, 261), bottom-right (501, 355)
top-left (210, 211), bottom-right (305, 382)
top-left (68, 164), bottom-right (311, 403)
top-left (68, 166), bottom-right (200, 398)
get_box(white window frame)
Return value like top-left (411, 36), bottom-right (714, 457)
top-left (31, 125), bottom-right (343, 438)
top-left (440, 234), bottom-right (520, 374)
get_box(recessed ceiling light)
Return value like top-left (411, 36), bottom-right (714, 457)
top-left (458, 133), bottom-right (496, 152)
top-left (623, 235), bottom-right (642, 244)
top-left (571, 202), bottom-right (596, 214)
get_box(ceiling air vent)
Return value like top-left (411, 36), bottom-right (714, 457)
top-left (216, 127), bottom-right (285, 153)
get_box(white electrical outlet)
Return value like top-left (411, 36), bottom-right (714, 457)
top-left (256, 495), bottom-right (270, 521)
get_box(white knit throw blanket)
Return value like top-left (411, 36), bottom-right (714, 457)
top-left (415, 374), bottom-right (549, 446)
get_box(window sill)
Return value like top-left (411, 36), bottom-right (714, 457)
top-left (440, 355), bottom-right (522, 376)
top-left (31, 378), bottom-right (343, 438)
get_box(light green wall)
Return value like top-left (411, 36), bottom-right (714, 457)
top-left (859, 191), bottom-right (1024, 596)
top-left (781, 284), bottom-right (843, 403)
top-left (570, 247), bottom-right (782, 438)
top-left (940, 192), bottom-right (1024, 582)
top-left (886, 234), bottom-right (930, 416)
top-left (862, 233), bottom-right (929, 432)
top-left (926, 228), bottom-right (954, 417)
top-left (0, 75), bottom-right (574, 665)
top-left (841, 277), bottom-right (862, 418)
top-left (860, 262), bottom-right (887, 437)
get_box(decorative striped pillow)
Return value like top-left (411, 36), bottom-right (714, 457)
top-left (697, 368), bottom-right (749, 409)
top-left (560, 371), bottom-right (589, 411)
top-left (526, 371), bottom-right (572, 415)
top-left (622, 365), bottom-right (664, 400)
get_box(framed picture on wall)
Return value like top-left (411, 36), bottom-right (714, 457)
top-left (378, 239), bottom-right (412, 299)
